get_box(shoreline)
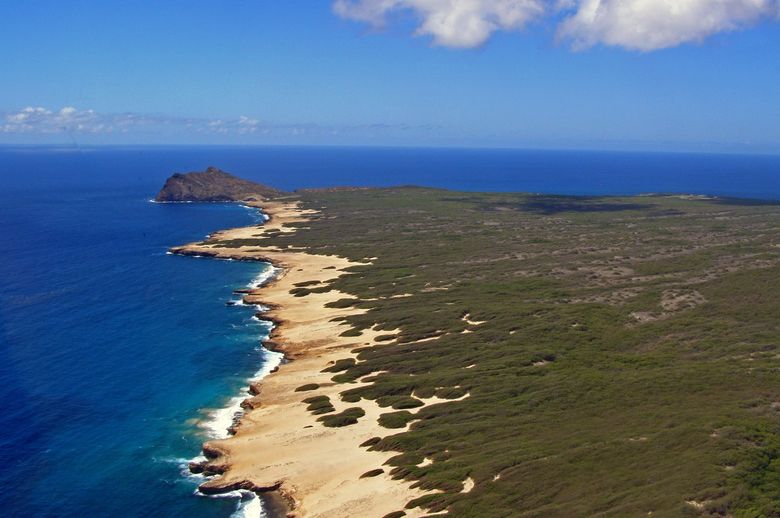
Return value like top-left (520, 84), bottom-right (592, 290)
top-left (197, 266), bottom-right (282, 441)
top-left (184, 243), bottom-right (285, 516)
top-left (172, 198), bottom-right (433, 517)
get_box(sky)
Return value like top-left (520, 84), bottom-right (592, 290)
top-left (1, 0), bottom-right (780, 152)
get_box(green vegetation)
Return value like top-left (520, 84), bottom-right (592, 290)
top-left (293, 280), bottom-right (322, 287)
top-left (360, 437), bottom-right (382, 448)
top-left (213, 188), bottom-right (780, 516)
top-left (322, 358), bottom-right (356, 373)
top-left (289, 285), bottom-right (332, 297)
top-left (294, 383), bottom-right (320, 392)
top-left (378, 411), bottom-right (415, 429)
top-left (318, 407), bottom-right (366, 427)
top-left (379, 396), bottom-right (425, 410)
top-left (302, 395), bottom-right (335, 415)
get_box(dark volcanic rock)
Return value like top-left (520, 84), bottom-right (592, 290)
top-left (188, 460), bottom-right (206, 474)
top-left (155, 166), bottom-right (283, 202)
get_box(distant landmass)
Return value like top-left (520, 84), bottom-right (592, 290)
top-left (155, 166), bottom-right (283, 202)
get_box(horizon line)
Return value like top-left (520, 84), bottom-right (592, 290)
top-left (2, 142), bottom-right (780, 158)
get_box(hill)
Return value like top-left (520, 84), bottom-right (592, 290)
top-left (155, 166), bottom-right (283, 202)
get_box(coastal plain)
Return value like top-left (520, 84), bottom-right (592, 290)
top-left (176, 187), bottom-right (780, 517)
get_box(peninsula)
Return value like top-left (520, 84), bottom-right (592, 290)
top-left (165, 169), bottom-right (780, 517)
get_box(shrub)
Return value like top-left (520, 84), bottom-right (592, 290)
top-left (376, 395), bottom-right (425, 409)
top-left (361, 468), bottom-right (384, 478)
top-left (303, 395), bottom-right (335, 415)
top-left (340, 389), bottom-right (362, 403)
top-left (414, 386), bottom-right (436, 399)
top-left (318, 407), bottom-right (366, 427)
top-left (293, 280), bottom-right (321, 287)
top-left (322, 358), bottom-right (356, 373)
top-left (378, 411), bottom-right (415, 429)
top-left (435, 386), bottom-right (467, 399)
top-left (360, 437), bottom-right (381, 448)
top-left (326, 298), bottom-right (356, 309)
top-left (392, 397), bottom-right (425, 410)
top-left (302, 395), bottom-right (329, 404)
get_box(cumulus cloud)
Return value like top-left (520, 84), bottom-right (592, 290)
top-left (2, 106), bottom-right (102, 133)
top-left (333, 0), bottom-right (780, 50)
top-left (333, 0), bottom-right (545, 48)
top-left (0, 106), bottom-right (266, 136)
top-left (557, 0), bottom-right (780, 51)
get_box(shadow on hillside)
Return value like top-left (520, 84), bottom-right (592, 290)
top-left (711, 197), bottom-right (780, 207)
top-left (518, 196), bottom-right (653, 215)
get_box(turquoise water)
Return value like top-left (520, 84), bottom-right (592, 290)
top-left (0, 146), bottom-right (778, 517)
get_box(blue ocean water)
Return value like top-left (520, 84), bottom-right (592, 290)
top-left (0, 182), bottom-right (279, 516)
top-left (0, 146), bottom-right (778, 517)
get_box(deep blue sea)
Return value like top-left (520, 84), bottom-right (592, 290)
top-left (0, 146), bottom-right (778, 517)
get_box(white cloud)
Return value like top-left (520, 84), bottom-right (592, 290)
top-left (0, 106), bottom-right (431, 141)
top-left (0, 107), bottom-right (267, 136)
top-left (333, 0), bottom-right (546, 48)
top-left (1, 106), bottom-right (101, 133)
top-left (558, 0), bottom-right (780, 51)
top-left (333, 0), bottom-right (780, 50)
top-left (236, 116), bottom-right (261, 134)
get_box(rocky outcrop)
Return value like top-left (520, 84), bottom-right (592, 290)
top-left (155, 166), bottom-right (283, 202)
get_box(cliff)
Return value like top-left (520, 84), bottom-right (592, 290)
top-left (155, 166), bottom-right (283, 202)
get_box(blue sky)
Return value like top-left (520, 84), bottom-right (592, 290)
top-left (2, 0), bottom-right (780, 152)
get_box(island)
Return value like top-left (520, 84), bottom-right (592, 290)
top-left (163, 169), bottom-right (780, 517)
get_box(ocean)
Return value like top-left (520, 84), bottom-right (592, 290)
top-left (0, 145), bottom-right (778, 517)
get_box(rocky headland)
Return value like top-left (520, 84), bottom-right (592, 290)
top-left (155, 166), bottom-right (283, 202)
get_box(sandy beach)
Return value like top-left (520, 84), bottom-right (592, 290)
top-left (174, 199), bottom-right (434, 517)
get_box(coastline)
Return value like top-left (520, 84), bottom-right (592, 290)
top-left (173, 199), bottom-right (434, 517)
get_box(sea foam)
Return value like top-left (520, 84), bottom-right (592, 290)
top-left (232, 492), bottom-right (267, 518)
top-left (198, 345), bottom-right (284, 440)
top-left (250, 264), bottom-right (279, 288)
top-left (192, 259), bottom-right (284, 516)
